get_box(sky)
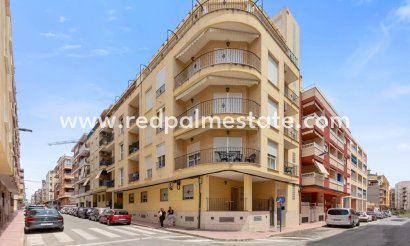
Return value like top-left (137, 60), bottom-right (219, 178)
top-left (9, 0), bottom-right (410, 199)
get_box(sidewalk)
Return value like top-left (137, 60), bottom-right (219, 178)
top-left (131, 220), bottom-right (326, 241)
top-left (0, 211), bottom-right (24, 246)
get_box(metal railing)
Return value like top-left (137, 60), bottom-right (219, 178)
top-left (176, 98), bottom-right (260, 127)
top-left (156, 84), bottom-right (165, 97)
top-left (129, 141), bottom-right (139, 155)
top-left (207, 197), bottom-right (244, 211)
top-left (252, 199), bottom-right (270, 211)
top-left (99, 159), bottom-right (113, 167)
top-left (284, 162), bottom-right (298, 176)
top-left (99, 134), bottom-right (114, 146)
top-left (175, 147), bottom-right (260, 170)
top-left (284, 127), bottom-right (298, 142)
top-left (284, 86), bottom-right (299, 108)
top-left (175, 48), bottom-right (261, 88)
top-left (99, 180), bottom-right (114, 187)
top-left (128, 172), bottom-right (140, 183)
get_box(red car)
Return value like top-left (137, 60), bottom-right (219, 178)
top-left (99, 209), bottom-right (131, 225)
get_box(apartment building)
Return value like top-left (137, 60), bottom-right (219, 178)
top-left (346, 137), bottom-right (368, 212)
top-left (82, 1), bottom-right (301, 231)
top-left (72, 134), bottom-right (91, 207)
top-left (367, 174), bottom-right (390, 210)
top-left (300, 86), bottom-right (368, 223)
top-left (31, 189), bottom-right (42, 205)
top-left (43, 170), bottom-right (56, 205)
top-left (395, 181), bottom-right (410, 211)
top-left (54, 155), bottom-right (75, 206)
top-left (390, 188), bottom-right (395, 209)
top-left (0, 0), bottom-right (25, 229)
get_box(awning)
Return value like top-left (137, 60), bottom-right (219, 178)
top-left (0, 174), bottom-right (18, 194)
top-left (314, 161), bottom-right (329, 177)
top-left (83, 178), bottom-right (90, 186)
top-left (95, 170), bottom-right (103, 180)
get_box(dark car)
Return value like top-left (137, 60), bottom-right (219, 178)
top-left (24, 205), bottom-right (46, 216)
top-left (24, 208), bottom-right (64, 233)
top-left (89, 208), bottom-right (105, 221)
top-left (99, 209), bottom-right (131, 225)
top-left (77, 207), bottom-right (92, 219)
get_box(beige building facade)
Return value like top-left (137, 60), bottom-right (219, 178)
top-left (54, 155), bottom-right (75, 206)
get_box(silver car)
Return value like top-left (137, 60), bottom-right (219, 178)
top-left (326, 208), bottom-right (360, 228)
top-left (24, 208), bottom-right (64, 233)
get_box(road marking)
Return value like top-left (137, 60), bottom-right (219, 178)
top-left (181, 239), bottom-right (213, 242)
top-left (131, 225), bottom-right (170, 234)
top-left (71, 228), bottom-right (99, 240)
top-left (106, 226), bottom-right (140, 236)
top-left (159, 235), bottom-right (194, 239)
top-left (53, 232), bottom-right (74, 243)
top-left (66, 237), bottom-right (151, 246)
top-left (26, 234), bottom-right (45, 246)
top-left (89, 228), bottom-right (121, 238)
top-left (123, 226), bottom-right (156, 235)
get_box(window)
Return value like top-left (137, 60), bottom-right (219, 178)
top-left (119, 143), bottom-right (124, 160)
top-left (156, 67), bottom-right (166, 97)
top-left (183, 184), bottom-right (194, 200)
top-left (160, 188), bottom-right (168, 201)
top-left (213, 137), bottom-right (242, 162)
top-left (145, 155), bottom-right (152, 178)
top-left (145, 88), bottom-right (153, 112)
top-left (292, 184), bottom-right (296, 200)
top-left (145, 126), bottom-right (152, 145)
top-left (267, 140), bottom-right (277, 169)
top-left (268, 54), bottom-right (278, 86)
top-left (102, 194), bottom-right (105, 201)
top-left (119, 116), bottom-right (124, 134)
top-left (119, 168), bottom-right (124, 186)
top-left (98, 195), bottom-right (101, 202)
top-left (141, 191), bottom-right (148, 203)
top-left (156, 143), bottom-right (165, 168)
top-left (292, 152), bottom-right (296, 164)
top-left (156, 107), bottom-right (165, 133)
top-left (187, 142), bottom-right (200, 167)
top-left (129, 193), bottom-right (134, 203)
top-left (268, 98), bottom-right (278, 127)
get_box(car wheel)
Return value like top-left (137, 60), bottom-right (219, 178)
top-left (59, 227), bottom-right (64, 232)
top-left (127, 222), bottom-right (131, 225)
top-left (356, 221), bottom-right (360, 226)
top-left (24, 228), bottom-right (29, 234)
top-left (327, 224), bottom-right (332, 227)
top-left (350, 222), bottom-right (355, 228)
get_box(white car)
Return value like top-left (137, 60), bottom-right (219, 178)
top-left (326, 208), bottom-right (360, 228)
top-left (358, 211), bottom-right (372, 222)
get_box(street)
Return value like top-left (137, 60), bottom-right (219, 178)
top-left (24, 216), bottom-right (410, 246)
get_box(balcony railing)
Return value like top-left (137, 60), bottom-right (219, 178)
top-left (129, 141), bottom-right (139, 155)
top-left (284, 162), bottom-right (298, 176)
top-left (301, 172), bottom-right (324, 186)
top-left (207, 197), bottom-right (244, 211)
top-left (128, 172), bottom-right (140, 183)
top-left (284, 86), bottom-right (299, 108)
top-left (99, 180), bottom-right (114, 187)
top-left (329, 178), bottom-right (344, 192)
top-left (302, 142), bottom-right (325, 158)
top-left (329, 154), bottom-right (345, 170)
top-left (176, 98), bottom-right (260, 128)
top-left (330, 131), bottom-right (345, 149)
top-left (174, 147), bottom-right (260, 170)
top-left (99, 134), bottom-right (114, 146)
top-left (174, 48), bottom-right (261, 89)
top-left (99, 159), bottom-right (113, 167)
top-left (284, 127), bottom-right (299, 142)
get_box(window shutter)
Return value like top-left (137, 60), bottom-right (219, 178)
top-left (268, 140), bottom-right (277, 157)
top-left (268, 55), bottom-right (278, 85)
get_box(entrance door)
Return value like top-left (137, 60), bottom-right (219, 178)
top-left (269, 197), bottom-right (275, 226)
top-left (231, 187), bottom-right (239, 211)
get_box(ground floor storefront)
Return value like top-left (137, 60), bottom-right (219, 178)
top-left (115, 171), bottom-right (299, 231)
top-left (300, 188), bottom-right (344, 223)
top-left (0, 181), bottom-right (15, 230)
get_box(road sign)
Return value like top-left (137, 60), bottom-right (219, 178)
top-left (276, 195), bottom-right (285, 204)
top-left (277, 195), bottom-right (285, 232)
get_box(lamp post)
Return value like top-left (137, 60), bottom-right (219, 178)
top-left (17, 128), bottom-right (33, 132)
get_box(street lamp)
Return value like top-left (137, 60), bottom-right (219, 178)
top-left (17, 128), bottom-right (33, 132)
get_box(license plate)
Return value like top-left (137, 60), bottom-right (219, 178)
top-left (333, 219), bottom-right (340, 221)
top-left (41, 223), bottom-right (53, 226)
top-left (119, 218), bottom-right (126, 220)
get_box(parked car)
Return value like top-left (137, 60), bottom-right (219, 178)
top-left (70, 207), bottom-right (78, 216)
top-left (366, 211), bottom-right (377, 221)
top-left (382, 211), bottom-right (391, 217)
top-left (24, 205), bottom-right (46, 216)
top-left (99, 209), bottom-right (131, 225)
top-left (77, 207), bottom-right (91, 219)
top-left (358, 212), bottom-right (372, 222)
top-left (89, 208), bottom-right (105, 221)
top-left (326, 208), bottom-right (360, 228)
top-left (24, 208), bottom-right (64, 233)
top-left (375, 211), bottom-right (384, 219)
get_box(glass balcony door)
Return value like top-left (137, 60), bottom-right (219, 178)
top-left (213, 92), bottom-right (242, 114)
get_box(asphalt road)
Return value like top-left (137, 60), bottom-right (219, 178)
top-left (24, 215), bottom-right (410, 246)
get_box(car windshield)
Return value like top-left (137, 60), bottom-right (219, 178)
top-left (114, 210), bottom-right (128, 215)
top-left (31, 209), bottom-right (59, 216)
top-left (328, 209), bottom-right (349, 215)
top-left (367, 211), bottom-right (374, 214)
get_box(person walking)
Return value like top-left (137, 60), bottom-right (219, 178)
top-left (167, 206), bottom-right (175, 226)
top-left (158, 208), bottom-right (166, 227)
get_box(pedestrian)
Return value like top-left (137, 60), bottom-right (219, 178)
top-left (167, 206), bottom-right (175, 226)
top-left (158, 208), bottom-right (166, 227)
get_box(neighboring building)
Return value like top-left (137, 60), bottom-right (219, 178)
top-left (54, 155), bottom-right (75, 206)
top-left (82, 1), bottom-right (301, 231)
top-left (390, 188), bottom-right (395, 209)
top-left (32, 189), bottom-right (42, 205)
top-left (395, 181), bottom-right (410, 211)
top-left (0, 0), bottom-right (25, 230)
top-left (367, 173), bottom-right (390, 210)
top-left (41, 180), bottom-right (47, 204)
top-left (72, 134), bottom-right (91, 207)
top-left (44, 170), bottom-right (56, 205)
top-left (299, 86), bottom-right (368, 223)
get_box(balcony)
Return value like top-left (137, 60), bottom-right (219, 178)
top-left (175, 147), bottom-right (260, 170)
top-left (99, 159), bottom-right (113, 167)
top-left (129, 142), bottom-right (140, 155)
top-left (174, 48), bottom-right (261, 89)
top-left (99, 134), bottom-right (114, 148)
top-left (128, 172), bottom-right (140, 183)
top-left (176, 98), bottom-right (260, 128)
top-left (329, 179), bottom-right (344, 192)
top-left (329, 154), bottom-right (345, 171)
top-left (284, 127), bottom-right (299, 142)
top-left (330, 131), bottom-right (345, 150)
top-left (302, 142), bottom-right (325, 159)
top-left (99, 180), bottom-right (114, 188)
top-left (284, 86), bottom-right (299, 108)
top-left (284, 162), bottom-right (298, 176)
top-left (301, 172), bottom-right (324, 187)
top-left (302, 113), bottom-right (325, 131)
top-left (76, 144), bottom-right (90, 158)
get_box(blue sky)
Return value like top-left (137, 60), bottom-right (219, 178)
top-left (10, 0), bottom-right (410, 199)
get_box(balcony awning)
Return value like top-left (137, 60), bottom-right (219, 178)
top-left (83, 178), bottom-right (90, 186)
top-left (95, 170), bottom-right (103, 180)
top-left (314, 161), bottom-right (329, 177)
top-left (176, 27), bottom-right (260, 63)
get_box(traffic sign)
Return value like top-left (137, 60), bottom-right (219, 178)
top-left (276, 195), bottom-right (285, 204)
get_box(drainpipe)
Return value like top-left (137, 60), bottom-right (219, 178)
top-left (198, 176), bottom-right (202, 229)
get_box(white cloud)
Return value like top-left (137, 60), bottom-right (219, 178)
top-left (397, 143), bottom-right (410, 150)
top-left (108, 9), bottom-right (117, 21)
top-left (91, 49), bottom-right (110, 56)
top-left (61, 44), bottom-right (82, 50)
top-left (125, 6), bottom-right (133, 10)
top-left (58, 16), bottom-right (69, 23)
top-left (353, 0), bottom-right (375, 6)
top-left (395, 2), bottom-right (410, 21)
top-left (384, 85), bottom-right (410, 97)
top-left (41, 32), bottom-right (57, 38)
